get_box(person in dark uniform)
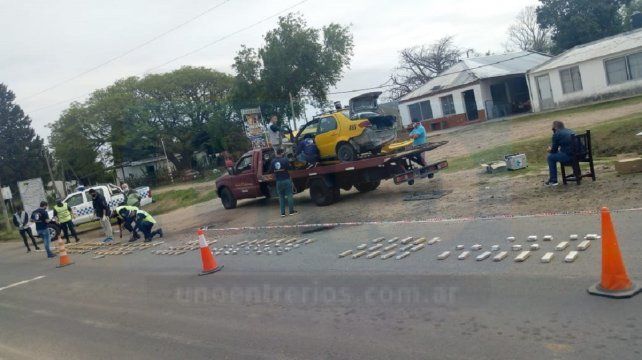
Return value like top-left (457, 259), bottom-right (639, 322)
top-left (13, 205), bottom-right (39, 252)
top-left (31, 201), bottom-right (55, 258)
top-left (546, 120), bottom-right (576, 186)
top-left (269, 148), bottom-right (298, 217)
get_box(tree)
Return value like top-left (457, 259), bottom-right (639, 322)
top-left (622, 0), bottom-right (642, 30)
top-left (0, 84), bottom-right (48, 188)
top-left (389, 36), bottom-right (463, 99)
top-left (232, 13), bottom-right (354, 125)
top-left (536, 0), bottom-right (632, 53)
top-left (506, 6), bottom-right (552, 53)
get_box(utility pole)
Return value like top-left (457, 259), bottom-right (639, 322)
top-left (160, 137), bottom-right (174, 183)
top-left (43, 148), bottom-right (61, 198)
top-left (0, 172), bottom-right (11, 231)
top-left (289, 92), bottom-right (298, 131)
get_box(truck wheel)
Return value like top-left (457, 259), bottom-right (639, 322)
top-left (309, 180), bottom-right (336, 206)
top-left (337, 143), bottom-right (357, 162)
top-left (354, 180), bottom-right (381, 193)
top-left (220, 187), bottom-right (237, 209)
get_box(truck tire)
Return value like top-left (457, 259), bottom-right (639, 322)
top-left (337, 143), bottom-right (357, 162)
top-left (354, 180), bottom-right (381, 193)
top-left (219, 187), bottom-right (237, 209)
top-left (309, 180), bottom-right (336, 206)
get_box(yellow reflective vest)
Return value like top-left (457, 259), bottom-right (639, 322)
top-left (53, 203), bottom-right (73, 223)
top-left (136, 209), bottom-right (156, 224)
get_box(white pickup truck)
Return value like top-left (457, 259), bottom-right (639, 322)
top-left (62, 184), bottom-right (152, 226)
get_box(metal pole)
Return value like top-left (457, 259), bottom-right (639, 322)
top-left (289, 92), bottom-right (298, 131)
top-left (0, 173), bottom-right (11, 231)
top-left (43, 148), bottom-right (61, 198)
top-left (160, 137), bottom-right (174, 183)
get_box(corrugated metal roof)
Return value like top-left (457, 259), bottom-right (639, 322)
top-left (530, 28), bottom-right (642, 74)
top-left (399, 51), bottom-right (551, 102)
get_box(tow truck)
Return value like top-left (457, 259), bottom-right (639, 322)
top-left (215, 141), bottom-right (448, 209)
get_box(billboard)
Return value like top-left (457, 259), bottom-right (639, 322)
top-left (241, 108), bottom-right (267, 149)
top-left (17, 178), bottom-right (46, 215)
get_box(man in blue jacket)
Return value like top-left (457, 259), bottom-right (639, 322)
top-left (546, 120), bottom-right (576, 186)
top-left (31, 201), bottom-right (55, 258)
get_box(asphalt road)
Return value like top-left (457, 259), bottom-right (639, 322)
top-left (1, 210), bottom-right (641, 359)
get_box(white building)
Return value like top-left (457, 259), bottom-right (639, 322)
top-left (115, 156), bottom-right (175, 183)
top-left (398, 52), bottom-right (551, 131)
top-left (528, 28), bottom-right (642, 112)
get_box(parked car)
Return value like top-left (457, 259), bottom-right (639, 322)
top-left (61, 184), bottom-right (152, 226)
top-left (293, 92), bottom-right (409, 161)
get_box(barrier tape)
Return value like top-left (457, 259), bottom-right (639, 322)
top-left (201, 207), bottom-right (642, 233)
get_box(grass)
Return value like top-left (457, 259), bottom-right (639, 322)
top-left (445, 112), bottom-right (642, 172)
top-left (144, 188), bottom-right (218, 215)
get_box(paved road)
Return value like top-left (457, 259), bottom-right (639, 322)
top-left (1, 211), bottom-right (641, 359)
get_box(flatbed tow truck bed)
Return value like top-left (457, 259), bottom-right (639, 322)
top-left (215, 141), bottom-right (448, 208)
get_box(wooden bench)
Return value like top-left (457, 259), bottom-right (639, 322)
top-left (560, 130), bottom-right (596, 185)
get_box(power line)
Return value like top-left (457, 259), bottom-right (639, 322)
top-left (21, 0), bottom-right (233, 102)
top-left (29, 0), bottom-right (311, 114)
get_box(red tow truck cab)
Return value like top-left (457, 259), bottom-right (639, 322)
top-left (215, 141), bottom-right (448, 209)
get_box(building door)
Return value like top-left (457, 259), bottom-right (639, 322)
top-left (462, 90), bottom-right (478, 120)
top-left (535, 74), bottom-right (555, 110)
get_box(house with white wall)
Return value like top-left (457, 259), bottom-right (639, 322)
top-left (527, 28), bottom-right (642, 112)
top-left (398, 52), bottom-right (551, 131)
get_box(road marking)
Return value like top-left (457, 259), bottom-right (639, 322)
top-left (565, 251), bottom-right (579, 262)
top-left (514, 251), bottom-right (531, 262)
top-left (458, 251), bottom-right (470, 260)
top-left (0, 275), bottom-right (46, 292)
top-left (476, 251), bottom-right (492, 261)
top-left (493, 251), bottom-right (508, 262)
top-left (541, 252), bottom-right (555, 263)
top-left (437, 251), bottom-right (451, 260)
top-left (577, 240), bottom-right (591, 251)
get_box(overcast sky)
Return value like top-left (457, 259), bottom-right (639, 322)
top-left (0, 0), bottom-right (538, 139)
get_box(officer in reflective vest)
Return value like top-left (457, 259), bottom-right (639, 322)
top-left (131, 209), bottom-right (163, 243)
top-left (53, 199), bottom-right (79, 243)
top-left (115, 205), bottom-right (140, 242)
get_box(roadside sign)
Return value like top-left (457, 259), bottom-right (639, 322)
top-left (241, 107), bottom-right (267, 149)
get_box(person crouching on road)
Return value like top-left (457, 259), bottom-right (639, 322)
top-left (53, 198), bottom-right (79, 244)
top-left (13, 205), bottom-right (40, 252)
top-left (130, 209), bottom-right (163, 242)
top-left (408, 119), bottom-right (427, 166)
top-left (546, 120), bottom-right (576, 186)
top-left (31, 201), bottom-right (55, 258)
top-left (115, 205), bottom-right (141, 242)
top-left (269, 147), bottom-right (298, 217)
top-left (89, 188), bottom-right (113, 242)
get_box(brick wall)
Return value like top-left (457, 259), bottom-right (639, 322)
top-left (421, 110), bottom-right (486, 131)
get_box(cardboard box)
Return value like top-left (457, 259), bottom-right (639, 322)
top-left (615, 157), bottom-right (642, 174)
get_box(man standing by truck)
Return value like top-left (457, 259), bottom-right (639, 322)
top-left (408, 119), bottom-right (427, 166)
top-left (53, 198), bottom-right (79, 243)
top-left (31, 201), bottom-right (55, 258)
top-left (89, 188), bottom-right (113, 242)
top-left (267, 115), bottom-right (283, 150)
top-left (13, 205), bottom-right (40, 252)
top-left (269, 148), bottom-right (298, 217)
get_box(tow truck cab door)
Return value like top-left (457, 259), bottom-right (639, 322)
top-left (232, 153), bottom-right (260, 198)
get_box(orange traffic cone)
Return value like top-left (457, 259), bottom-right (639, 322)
top-left (197, 229), bottom-right (222, 276)
top-left (588, 207), bottom-right (640, 298)
top-left (56, 236), bottom-right (74, 268)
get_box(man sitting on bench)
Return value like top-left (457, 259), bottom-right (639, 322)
top-left (546, 120), bottom-right (575, 186)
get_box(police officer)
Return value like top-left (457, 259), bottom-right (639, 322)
top-left (53, 198), bottom-right (79, 243)
top-left (128, 209), bottom-right (163, 243)
top-left (115, 205), bottom-right (140, 242)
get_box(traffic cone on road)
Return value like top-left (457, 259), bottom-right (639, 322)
top-left (197, 229), bottom-right (222, 276)
top-left (56, 236), bottom-right (74, 268)
top-left (588, 207), bottom-right (640, 298)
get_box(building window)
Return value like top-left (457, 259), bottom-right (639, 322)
top-left (440, 95), bottom-right (456, 116)
top-left (628, 52), bottom-right (642, 80)
top-left (560, 66), bottom-right (583, 94)
top-left (605, 57), bottom-right (628, 85)
top-left (408, 100), bottom-right (433, 121)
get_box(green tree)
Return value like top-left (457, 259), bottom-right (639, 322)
top-left (0, 83), bottom-right (48, 188)
top-left (536, 0), bottom-right (632, 53)
top-left (232, 13), bottom-right (354, 125)
top-left (622, 0), bottom-right (642, 29)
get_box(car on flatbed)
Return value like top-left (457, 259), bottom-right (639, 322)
top-left (215, 141), bottom-right (448, 209)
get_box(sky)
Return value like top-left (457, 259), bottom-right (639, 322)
top-left (0, 0), bottom-right (539, 140)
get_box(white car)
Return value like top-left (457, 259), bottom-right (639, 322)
top-left (62, 184), bottom-right (152, 226)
